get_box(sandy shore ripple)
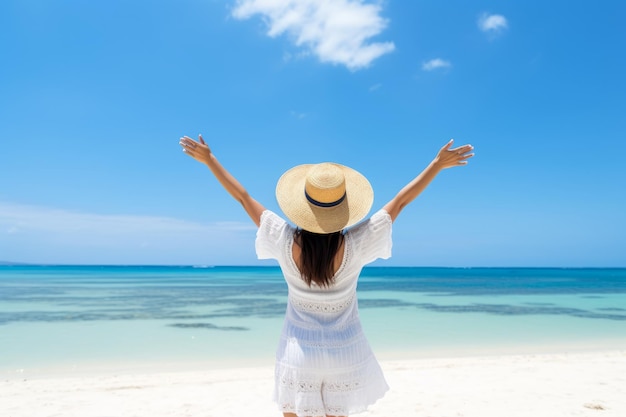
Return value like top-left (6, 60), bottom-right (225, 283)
top-left (3, 351), bottom-right (625, 417)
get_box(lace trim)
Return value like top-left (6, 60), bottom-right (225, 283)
top-left (325, 405), bottom-right (349, 415)
top-left (277, 374), bottom-right (364, 393)
top-left (289, 293), bottom-right (355, 314)
top-left (277, 374), bottom-right (321, 392)
top-left (279, 403), bottom-right (348, 415)
top-left (276, 372), bottom-right (381, 415)
top-left (279, 403), bottom-right (326, 415)
top-left (279, 378), bottom-right (362, 416)
top-left (324, 379), bottom-right (363, 392)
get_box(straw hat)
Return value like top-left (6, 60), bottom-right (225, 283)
top-left (276, 162), bottom-right (373, 233)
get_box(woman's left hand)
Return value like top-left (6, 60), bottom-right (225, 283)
top-left (179, 134), bottom-right (212, 165)
top-left (433, 139), bottom-right (474, 170)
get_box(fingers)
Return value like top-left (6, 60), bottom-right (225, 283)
top-left (179, 135), bottom-right (207, 149)
top-left (441, 139), bottom-right (454, 151)
top-left (179, 137), bottom-right (201, 157)
top-left (450, 144), bottom-right (474, 155)
top-left (453, 151), bottom-right (475, 168)
top-left (179, 135), bottom-right (212, 165)
top-left (180, 136), bottom-right (195, 145)
top-left (458, 152), bottom-right (474, 163)
top-left (179, 137), bottom-right (196, 149)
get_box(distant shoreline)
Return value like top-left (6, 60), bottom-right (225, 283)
top-left (1, 263), bottom-right (625, 269)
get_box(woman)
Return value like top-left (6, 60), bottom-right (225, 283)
top-left (179, 135), bottom-right (474, 417)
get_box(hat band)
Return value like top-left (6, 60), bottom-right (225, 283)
top-left (305, 190), bottom-right (346, 208)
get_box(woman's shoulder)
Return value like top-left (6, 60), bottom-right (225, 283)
top-left (256, 210), bottom-right (294, 260)
top-left (260, 210), bottom-right (290, 227)
top-left (347, 209), bottom-right (392, 235)
top-left (370, 208), bottom-right (392, 223)
top-left (344, 208), bottom-right (393, 264)
top-left (258, 210), bottom-right (297, 239)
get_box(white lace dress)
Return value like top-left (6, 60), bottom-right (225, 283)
top-left (255, 209), bottom-right (392, 416)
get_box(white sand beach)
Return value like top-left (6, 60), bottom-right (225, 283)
top-left (2, 350), bottom-right (625, 417)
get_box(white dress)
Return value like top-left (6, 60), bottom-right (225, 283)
top-left (255, 209), bottom-right (393, 416)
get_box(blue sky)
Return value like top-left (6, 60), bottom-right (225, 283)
top-left (1, 0), bottom-right (625, 266)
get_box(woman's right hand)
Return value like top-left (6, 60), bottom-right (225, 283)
top-left (179, 134), bottom-right (212, 165)
top-left (433, 139), bottom-right (474, 169)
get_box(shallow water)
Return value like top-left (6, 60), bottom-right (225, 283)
top-left (1, 266), bottom-right (625, 372)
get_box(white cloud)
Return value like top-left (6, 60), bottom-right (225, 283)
top-left (0, 202), bottom-right (253, 235)
top-left (0, 202), bottom-right (257, 264)
top-left (422, 58), bottom-right (451, 71)
top-left (282, 49), bottom-right (311, 63)
top-left (369, 83), bottom-right (382, 92)
top-left (478, 13), bottom-right (508, 33)
top-left (232, 0), bottom-right (395, 70)
top-left (290, 110), bottom-right (307, 119)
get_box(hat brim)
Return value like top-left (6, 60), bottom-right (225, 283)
top-left (276, 163), bottom-right (373, 233)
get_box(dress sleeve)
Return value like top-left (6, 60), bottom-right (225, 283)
top-left (348, 209), bottom-right (393, 265)
top-left (255, 210), bottom-right (291, 260)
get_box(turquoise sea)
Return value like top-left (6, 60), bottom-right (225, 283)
top-left (1, 266), bottom-right (625, 374)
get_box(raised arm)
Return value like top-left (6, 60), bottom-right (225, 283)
top-left (179, 135), bottom-right (265, 227)
top-left (383, 139), bottom-right (474, 222)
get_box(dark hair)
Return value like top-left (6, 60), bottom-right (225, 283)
top-left (295, 229), bottom-right (344, 287)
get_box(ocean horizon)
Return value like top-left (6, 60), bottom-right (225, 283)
top-left (1, 265), bottom-right (625, 375)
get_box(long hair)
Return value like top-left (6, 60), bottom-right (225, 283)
top-left (295, 229), bottom-right (344, 287)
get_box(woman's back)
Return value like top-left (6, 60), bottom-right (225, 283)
top-left (292, 229), bottom-right (345, 287)
top-left (256, 208), bottom-right (392, 323)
